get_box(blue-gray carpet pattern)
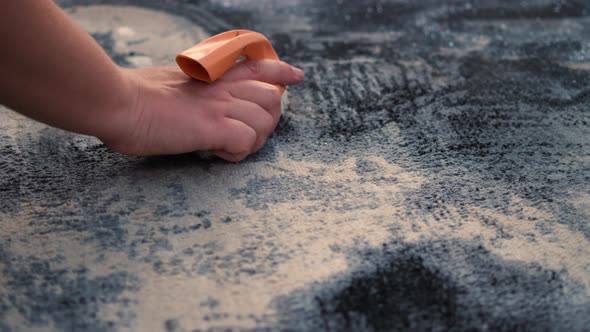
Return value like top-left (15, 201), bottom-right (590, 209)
top-left (1, 0), bottom-right (589, 331)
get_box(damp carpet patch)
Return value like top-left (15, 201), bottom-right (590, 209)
top-left (1, 0), bottom-right (589, 331)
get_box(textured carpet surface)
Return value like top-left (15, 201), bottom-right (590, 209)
top-left (1, 1), bottom-right (590, 331)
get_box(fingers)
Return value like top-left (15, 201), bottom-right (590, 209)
top-left (220, 59), bottom-right (304, 85)
top-left (224, 80), bottom-right (282, 123)
top-left (202, 67), bottom-right (297, 162)
top-left (207, 97), bottom-right (277, 162)
top-left (207, 117), bottom-right (257, 156)
top-left (225, 98), bottom-right (275, 152)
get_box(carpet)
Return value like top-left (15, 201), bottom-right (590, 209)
top-left (1, 0), bottom-right (589, 331)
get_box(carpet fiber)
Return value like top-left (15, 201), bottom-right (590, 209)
top-left (1, 0), bottom-right (589, 331)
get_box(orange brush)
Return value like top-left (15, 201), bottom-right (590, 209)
top-left (176, 29), bottom-right (285, 94)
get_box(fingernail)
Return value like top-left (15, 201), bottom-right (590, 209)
top-left (293, 67), bottom-right (304, 81)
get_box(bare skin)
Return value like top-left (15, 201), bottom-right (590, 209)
top-left (0, 0), bottom-right (303, 162)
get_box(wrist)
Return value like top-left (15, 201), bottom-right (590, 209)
top-left (92, 67), bottom-right (141, 151)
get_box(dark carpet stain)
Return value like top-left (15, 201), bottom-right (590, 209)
top-left (272, 239), bottom-right (590, 332)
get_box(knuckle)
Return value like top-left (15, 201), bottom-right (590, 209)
top-left (245, 60), bottom-right (261, 77)
top-left (242, 129), bottom-right (258, 151)
top-left (207, 82), bottom-right (231, 99)
top-left (269, 85), bottom-right (282, 103)
top-left (213, 80), bottom-right (228, 90)
top-left (205, 101), bottom-right (229, 120)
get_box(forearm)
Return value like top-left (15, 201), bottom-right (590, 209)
top-left (0, 0), bottom-right (132, 140)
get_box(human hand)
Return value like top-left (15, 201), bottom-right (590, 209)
top-left (100, 60), bottom-right (304, 162)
